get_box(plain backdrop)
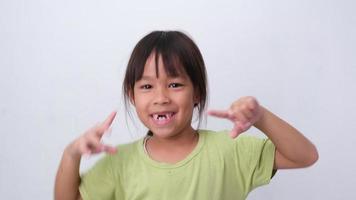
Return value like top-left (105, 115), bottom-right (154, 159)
top-left (1, 0), bottom-right (355, 199)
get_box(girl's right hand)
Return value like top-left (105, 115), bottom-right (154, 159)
top-left (65, 111), bottom-right (118, 159)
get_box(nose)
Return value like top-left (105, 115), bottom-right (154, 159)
top-left (153, 87), bottom-right (170, 105)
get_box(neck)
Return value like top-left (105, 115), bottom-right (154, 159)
top-left (145, 127), bottom-right (199, 164)
top-left (149, 127), bottom-right (198, 149)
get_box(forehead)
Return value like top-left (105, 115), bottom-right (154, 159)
top-left (141, 53), bottom-right (187, 79)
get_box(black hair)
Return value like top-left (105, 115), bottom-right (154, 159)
top-left (123, 30), bottom-right (208, 134)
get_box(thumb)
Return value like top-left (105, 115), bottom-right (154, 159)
top-left (229, 123), bottom-right (244, 138)
top-left (229, 121), bottom-right (252, 138)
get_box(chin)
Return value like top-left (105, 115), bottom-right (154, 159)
top-left (149, 130), bottom-right (175, 138)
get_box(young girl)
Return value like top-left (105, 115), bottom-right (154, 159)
top-left (55, 31), bottom-right (318, 200)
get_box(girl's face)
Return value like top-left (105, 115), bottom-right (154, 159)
top-left (132, 53), bottom-right (198, 139)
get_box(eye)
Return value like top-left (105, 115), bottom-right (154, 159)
top-left (140, 84), bottom-right (152, 90)
top-left (169, 83), bottom-right (183, 88)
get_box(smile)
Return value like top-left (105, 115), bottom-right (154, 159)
top-left (150, 112), bottom-right (176, 125)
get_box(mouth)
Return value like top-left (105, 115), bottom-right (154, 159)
top-left (150, 112), bottom-right (176, 125)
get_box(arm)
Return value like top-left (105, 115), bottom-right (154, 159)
top-left (54, 147), bottom-right (82, 200)
top-left (208, 96), bottom-right (318, 170)
top-left (54, 111), bottom-right (117, 200)
top-left (254, 106), bottom-right (318, 169)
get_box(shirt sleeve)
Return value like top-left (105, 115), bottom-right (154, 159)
top-left (234, 135), bottom-right (276, 193)
top-left (79, 155), bottom-right (116, 200)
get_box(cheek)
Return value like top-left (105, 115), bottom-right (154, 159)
top-left (132, 99), bottom-right (147, 116)
top-left (177, 92), bottom-right (195, 109)
top-left (134, 105), bottom-right (149, 125)
top-left (132, 91), bottom-right (147, 105)
top-left (134, 101), bottom-right (146, 112)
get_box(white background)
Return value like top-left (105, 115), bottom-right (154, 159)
top-left (1, 0), bottom-right (355, 199)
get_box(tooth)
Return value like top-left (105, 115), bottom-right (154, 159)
top-left (153, 113), bottom-right (173, 121)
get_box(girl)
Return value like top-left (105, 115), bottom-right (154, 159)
top-left (55, 31), bottom-right (318, 200)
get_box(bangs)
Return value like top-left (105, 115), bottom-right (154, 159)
top-left (132, 33), bottom-right (189, 82)
top-left (153, 50), bottom-right (186, 78)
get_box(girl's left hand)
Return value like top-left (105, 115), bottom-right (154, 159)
top-left (208, 96), bottom-right (265, 138)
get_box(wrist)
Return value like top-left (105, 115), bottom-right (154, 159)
top-left (64, 142), bottom-right (82, 161)
top-left (254, 106), bottom-right (267, 130)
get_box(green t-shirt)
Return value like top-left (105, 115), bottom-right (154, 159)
top-left (79, 130), bottom-right (276, 200)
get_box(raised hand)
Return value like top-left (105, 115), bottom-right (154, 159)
top-left (208, 96), bottom-right (265, 138)
top-left (66, 111), bottom-right (118, 159)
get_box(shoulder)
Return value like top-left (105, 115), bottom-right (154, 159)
top-left (199, 129), bottom-right (271, 152)
top-left (199, 129), bottom-right (230, 140)
top-left (198, 129), bottom-right (235, 153)
top-left (99, 138), bottom-right (144, 169)
top-left (199, 129), bottom-right (262, 144)
top-left (112, 138), bottom-right (143, 159)
top-left (117, 139), bottom-right (142, 154)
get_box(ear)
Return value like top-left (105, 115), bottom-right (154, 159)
top-left (193, 93), bottom-right (200, 107)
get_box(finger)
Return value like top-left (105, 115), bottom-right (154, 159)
top-left (246, 97), bottom-right (259, 110)
top-left (240, 105), bottom-right (255, 119)
top-left (207, 110), bottom-right (232, 119)
top-left (230, 123), bottom-right (243, 138)
top-left (97, 111), bottom-right (117, 136)
top-left (230, 120), bottom-right (253, 138)
top-left (86, 123), bottom-right (101, 134)
top-left (79, 142), bottom-right (92, 156)
top-left (87, 136), bottom-right (105, 153)
top-left (232, 110), bottom-right (249, 124)
top-left (95, 127), bottom-right (113, 138)
top-left (102, 145), bottom-right (117, 154)
top-left (242, 122), bottom-right (252, 130)
top-left (90, 144), bottom-right (117, 155)
top-left (102, 111), bottom-right (117, 129)
top-left (84, 123), bottom-right (102, 139)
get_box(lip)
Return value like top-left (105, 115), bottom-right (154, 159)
top-left (150, 111), bottom-right (176, 126)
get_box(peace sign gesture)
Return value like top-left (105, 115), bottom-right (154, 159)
top-left (67, 111), bottom-right (118, 159)
top-left (208, 96), bottom-right (265, 138)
